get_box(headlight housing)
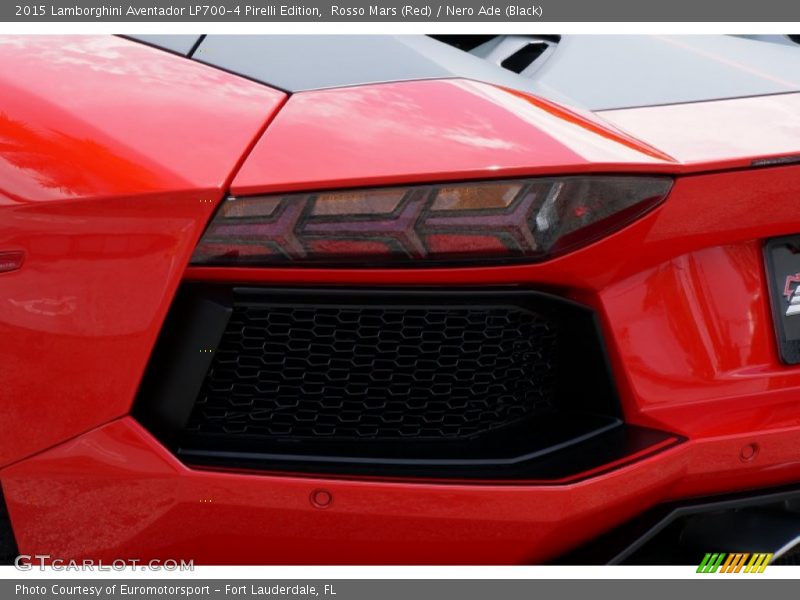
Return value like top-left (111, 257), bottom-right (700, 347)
top-left (192, 176), bottom-right (672, 267)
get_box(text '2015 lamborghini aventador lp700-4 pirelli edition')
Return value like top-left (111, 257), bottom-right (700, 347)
top-left (3, 34), bottom-right (800, 565)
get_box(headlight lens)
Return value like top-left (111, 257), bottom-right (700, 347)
top-left (191, 176), bottom-right (672, 267)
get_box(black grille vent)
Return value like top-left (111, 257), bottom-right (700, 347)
top-left (188, 303), bottom-right (559, 441)
top-left (501, 43), bottom-right (549, 74)
top-left (134, 286), bottom-right (639, 479)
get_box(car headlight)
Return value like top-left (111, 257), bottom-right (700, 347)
top-left (191, 176), bottom-right (672, 267)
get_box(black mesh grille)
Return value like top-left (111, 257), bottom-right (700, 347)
top-left (134, 286), bottom-right (633, 478)
top-left (186, 303), bottom-right (559, 441)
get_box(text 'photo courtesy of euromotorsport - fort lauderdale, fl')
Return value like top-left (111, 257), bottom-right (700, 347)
top-left (15, 584), bottom-right (328, 597)
top-left (3, 0), bottom-right (800, 598)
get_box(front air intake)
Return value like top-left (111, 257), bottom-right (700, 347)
top-left (131, 285), bottom-right (682, 480)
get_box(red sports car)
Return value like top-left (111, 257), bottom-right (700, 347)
top-left (2, 34), bottom-right (800, 565)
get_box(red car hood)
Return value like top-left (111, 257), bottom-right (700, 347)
top-left (231, 80), bottom-right (800, 196)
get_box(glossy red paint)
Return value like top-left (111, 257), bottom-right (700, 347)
top-left (4, 36), bottom-right (800, 564)
top-left (231, 79), bottom-right (677, 197)
top-left (599, 241), bottom-right (800, 438)
top-left (5, 418), bottom-right (800, 564)
top-left (0, 36), bottom-right (285, 205)
top-left (232, 81), bottom-right (800, 197)
top-left (8, 164), bottom-right (800, 563)
top-left (0, 35), bottom-right (286, 466)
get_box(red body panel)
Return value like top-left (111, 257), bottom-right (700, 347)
top-left (4, 418), bottom-right (800, 565)
top-left (0, 36), bottom-right (285, 205)
top-left (231, 79), bottom-right (676, 197)
top-left (232, 82), bottom-right (800, 197)
top-left (0, 35), bottom-right (286, 466)
top-left (3, 36), bottom-right (800, 564)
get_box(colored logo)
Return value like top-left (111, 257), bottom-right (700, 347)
top-left (697, 552), bottom-right (773, 573)
top-left (783, 273), bottom-right (800, 317)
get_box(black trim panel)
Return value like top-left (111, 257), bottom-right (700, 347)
top-left (135, 286), bottom-right (233, 440)
top-left (181, 423), bottom-right (679, 481)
